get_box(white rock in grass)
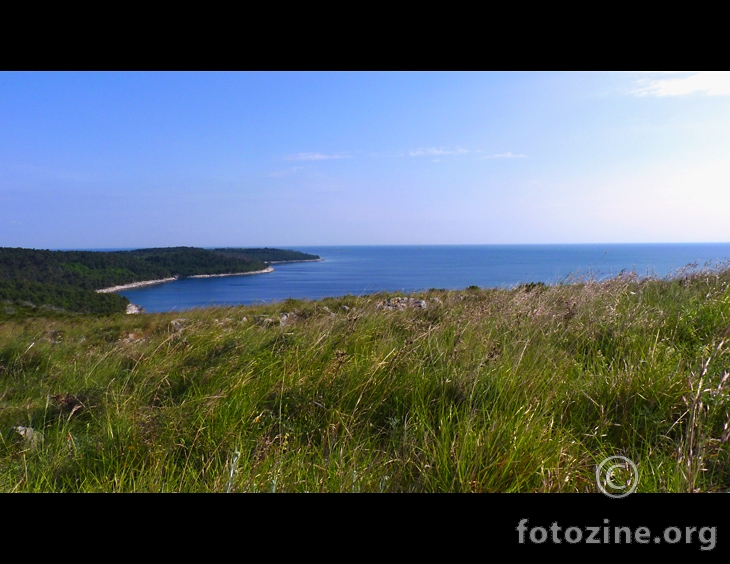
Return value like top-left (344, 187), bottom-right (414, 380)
top-left (126, 303), bottom-right (144, 314)
top-left (13, 426), bottom-right (43, 450)
top-left (170, 318), bottom-right (189, 332)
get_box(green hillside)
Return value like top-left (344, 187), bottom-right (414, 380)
top-left (1, 266), bottom-right (729, 492)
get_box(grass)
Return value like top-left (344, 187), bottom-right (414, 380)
top-left (1, 265), bottom-right (730, 492)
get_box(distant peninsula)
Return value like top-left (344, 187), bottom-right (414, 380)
top-left (0, 247), bottom-right (321, 318)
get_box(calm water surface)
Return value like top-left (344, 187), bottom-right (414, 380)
top-left (119, 244), bottom-right (730, 313)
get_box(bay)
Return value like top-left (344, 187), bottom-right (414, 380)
top-left (118, 244), bottom-right (730, 313)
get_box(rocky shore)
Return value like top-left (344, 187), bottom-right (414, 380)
top-left (96, 277), bottom-right (179, 293)
top-left (95, 267), bottom-right (275, 294)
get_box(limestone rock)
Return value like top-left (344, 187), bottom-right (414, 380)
top-left (170, 318), bottom-right (189, 332)
top-left (279, 312), bottom-right (298, 326)
top-left (13, 426), bottom-right (43, 450)
top-left (376, 296), bottom-right (428, 311)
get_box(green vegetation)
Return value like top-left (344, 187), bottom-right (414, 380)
top-left (0, 247), bottom-right (320, 319)
top-left (1, 265), bottom-right (729, 492)
top-left (213, 248), bottom-right (320, 263)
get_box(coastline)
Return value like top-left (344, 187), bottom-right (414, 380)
top-left (95, 267), bottom-right (275, 293)
top-left (266, 258), bottom-right (324, 264)
top-left (96, 277), bottom-right (179, 293)
top-left (188, 267), bottom-right (274, 278)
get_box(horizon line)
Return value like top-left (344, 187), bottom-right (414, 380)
top-left (18, 241), bottom-right (730, 252)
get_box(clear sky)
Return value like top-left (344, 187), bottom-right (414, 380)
top-left (2, 71), bottom-right (729, 249)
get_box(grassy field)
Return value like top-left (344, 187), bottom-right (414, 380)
top-left (1, 266), bottom-right (729, 492)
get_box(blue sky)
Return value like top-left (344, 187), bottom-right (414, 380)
top-left (2, 71), bottom-right (729, 249)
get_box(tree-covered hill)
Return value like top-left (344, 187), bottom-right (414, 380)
top-left (0, 247), bottom-right (320, 318)
top-left (213, 248), bottom-right (320, 263)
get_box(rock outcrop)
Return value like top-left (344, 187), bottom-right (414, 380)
top-left (375, 297), bottom-right (428, 311)
top-left (126, 303), bottom-right (144, 314)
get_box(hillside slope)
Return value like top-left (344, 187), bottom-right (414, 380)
top-left (1, 267), bottom-right (728, 492)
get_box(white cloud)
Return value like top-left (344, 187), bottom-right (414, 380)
top-left (481, 152), bottom-right (527, 159)
top-left (409, 147), bottom-right (468, 157)
top-left (285, 152), bottom-right (352, 161)
top-left (632, 71), bottom-right (730, 97)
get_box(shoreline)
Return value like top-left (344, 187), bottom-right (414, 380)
top-left (266, 258), bottom-right (324, 264)
top-left (96, 277), bottom-right (179, 293)
top-left (95, 267), bottom-right (275, 293)
top-left (188, 267), bottom-right (274, 279)
top-left (94, 258), bottom-right (323, 295)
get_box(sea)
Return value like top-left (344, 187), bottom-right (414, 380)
top-left (116, 244), bottom-right (730, 313)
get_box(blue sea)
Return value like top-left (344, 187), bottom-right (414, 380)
top-left (118, 244), bottom-right (730, 313)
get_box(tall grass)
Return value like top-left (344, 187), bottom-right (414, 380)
top-left (1, 266), bottom-right (729, 492)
